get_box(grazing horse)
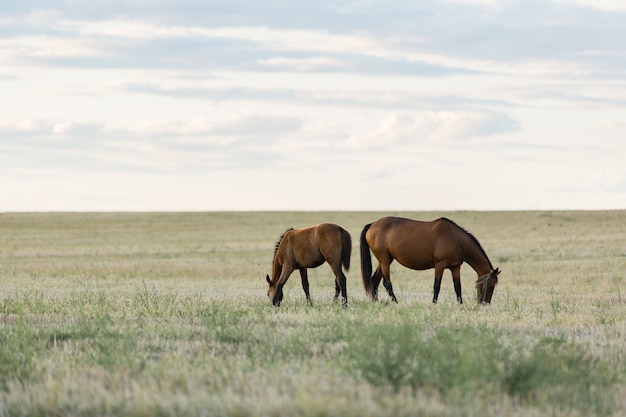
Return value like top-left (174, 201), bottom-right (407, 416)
top-left (266, 223), bottom-right (352, 307)
top-left (360, 216), bottom-right (500, 304)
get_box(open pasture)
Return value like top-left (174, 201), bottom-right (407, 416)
top-left (1, 211), bottom-right (625, 416)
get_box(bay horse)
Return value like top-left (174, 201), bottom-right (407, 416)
top-left (266, 223), bottom-right (352, 307)
top-left (360, 216), bottom-right (500, 304)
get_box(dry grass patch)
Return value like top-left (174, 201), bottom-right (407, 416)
top-left (1, 211), bottom-right (625, 416)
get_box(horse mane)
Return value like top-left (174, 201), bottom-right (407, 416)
top-left (440, 217), bottom-right (494, 270)
top-left (273, 227), bottom-right (294, 259)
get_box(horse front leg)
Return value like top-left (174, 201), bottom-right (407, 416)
top-left (451, 265), bottom-right (463, 304)
top-left (299, 268), bottom-right (312, 306)
top-left (433, 264), bottom-right (445, 304)
top-left (272, 267), bottom-right (294, 307)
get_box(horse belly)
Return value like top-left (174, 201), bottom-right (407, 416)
top-left (395, 255), bottom-right (435, 271)
top-left (299, 258), bottom-right (325, 269)
top-left (391, 244), bottom-right (435, 271)
top-left (294, 248), bottom-right (326, 269)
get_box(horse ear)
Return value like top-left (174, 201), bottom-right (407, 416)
top-left (494, 268), bottom-right (501, 275)
top-left (266, 274), bottom-right (271, 284)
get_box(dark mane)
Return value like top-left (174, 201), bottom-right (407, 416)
top-left (440, 217), bottom-right (494, 270)
top-left (273, 227), bottom-right (294, 259)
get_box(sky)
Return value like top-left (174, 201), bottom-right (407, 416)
top-left (1, 0), bottom-right (625, 211)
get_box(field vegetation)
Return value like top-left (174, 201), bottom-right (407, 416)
top-left (1, 211), bottom-right (625, 416)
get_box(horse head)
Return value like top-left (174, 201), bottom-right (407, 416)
top-left (475, 268), bottom-right (500, 304)
top-left (266, 274), bottom-right (283, 306)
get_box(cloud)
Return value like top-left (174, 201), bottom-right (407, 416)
top-left (0, 118), bottom-right (49, 136)
top-left (4, 3), bottom-right (623, 81)
top-left (117, 80), bottom-right (520, 111)
top-left (127, 113), bottom-right (302, 146)
top-left (0, 13), bottom-right (466, 74)
top-left (0, 119), bottom-right (106, 139)
top-left (0, 112), bottom-right (301, 179)
top-left (346, 110), bottom-right (520, 148)
top-left (1, 112), bottom-right (300, 142)
top-left (51, 121), bottom-right (106, 137)
top-left (258, 56), bottom-right (348, 72)
top-left (441, 0), bottom-right (500, 5)
top-left (55, 19), bottom-right (380, 55)
top-left (209, 113), bottom-right (301, 137)
top-left (553, 0), bottom-right (626, 11)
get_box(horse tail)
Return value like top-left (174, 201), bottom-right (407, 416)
top-left (340, 228), bottom-right (352, 271)
top-left (360, 223), bottom-right (374, 299)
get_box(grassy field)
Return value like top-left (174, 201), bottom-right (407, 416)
top-left (1, 211), bottom-right (625, 416)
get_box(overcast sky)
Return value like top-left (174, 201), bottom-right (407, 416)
top-left (1, 0), bottom-right (625, 211)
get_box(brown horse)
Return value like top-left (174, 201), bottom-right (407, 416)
top-left (266, 223), bottom-right (352, 307)
top-left (360, 216), bottom-right (500, 304)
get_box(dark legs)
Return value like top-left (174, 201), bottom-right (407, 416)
top-left (299, 268), bottom-right (312, 305)
top-left (338, 273), bottom-right (348, 308)
top-left (272, 281), bottom-right (285, 306)
top-left (371, 266), bottom-right (383, 301)
top-left (270, 265), bottom-right (294, 306)
top-left (433, 265), bottom-right (463, 304)
top-left (382, 277), bottom-right (398, 303)
top-left (451, 266), bottom-right (463, 304)
top-left (372, 265), bottom-right (398, 303)
top-left (433, 264), bottom-right (444, 303)
top-left (290, 264), bottom-right (348, 308)
top-left (329, 262), bottom-right (348, 308)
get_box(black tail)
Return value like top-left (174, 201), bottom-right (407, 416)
top-left (360, 223), bottom-right (375, 299)
top-left (341, 228), bottom-right (352, 271)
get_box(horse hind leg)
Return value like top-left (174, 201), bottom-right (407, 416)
top-left (337, 275), bottom-right (348, 309)
top-left (338, 272), bottom-right (348, 308)
top-left (371, 266), bottom-right (384, 301)
top-left (382, 278), bottom-right (397, 303)
top-left (329, 261), bottom-right (348, 308)
top-left (379, 263), bottom-right (398, 303)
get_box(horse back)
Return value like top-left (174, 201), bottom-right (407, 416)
top-left (366, 216), bottom-right (445, 270)
top-left (279, 223), bottom-right (348, 269)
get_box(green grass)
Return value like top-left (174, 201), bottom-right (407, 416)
top-left (1, 211), bottom-right (625, 416)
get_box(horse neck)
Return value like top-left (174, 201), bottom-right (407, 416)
top-left (461, 235), bottom-right (492, 276)
top-left (271, 229), bottom-right (291, 280)
top-left (271, 254), bottom-right (282, 281)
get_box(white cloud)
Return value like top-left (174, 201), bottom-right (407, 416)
top-left (0, 35), bottom-right (105, 60)
top-left (56, 18), bottom-right (381, 56)
top-left (0, 111), bottom-right (301, 183)
top-left (51, 121), bottom-right (106, 136)
top-left (258, 57), bottom-right (347, 72)
top-left (0, 118), bottom-right (106, 139)
top-left (0, 118), bottom-right (48, 134)
top-left (346, 111), bottom-right (520, 149)
top-left (554, 0), bottom-right (626, 11)
top-left (126, 113), bottom-right (301, 146)
top-left (441, 0), bottom-right (500, 5)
